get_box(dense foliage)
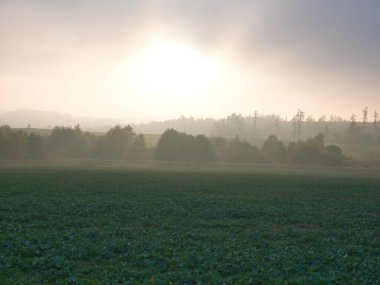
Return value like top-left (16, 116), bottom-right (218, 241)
top-left (156, 130), bottom-right (346, 166)
top-left (0, 125), bottom-right (348, 166)
top-left (0, 125), bottom-right (147, 161)
top-left (0, 167), bottom-right (379, 284)
top-left (155, 129), bottom-right (215, 162)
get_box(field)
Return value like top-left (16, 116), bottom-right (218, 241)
top-left (0, 166), bottom-right (379, 284)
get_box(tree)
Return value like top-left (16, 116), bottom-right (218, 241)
top-left (347, 114), bottom-right (360, 138)
top-left (3, 129), bottom-right (28, 159)
top-left (156, 130), bottom-right (216, 162)
top-left (192, 135), bottom-right (215, 162)
top-left (103, 125), bottom-right (135, 159)
top-left (261, 135), bottom-right (287, 162)
top-left (209, 136), bottom-right (227, 161)
top-left (374, 110), bottom-right (378, 127)
top-left (0, 125), bottom-right (12, 159)
top-left (291, 109), bottom-right (305, 139)
top-left (324, 145), bottom-right (345, 166)
top-left (253, 110), bottom-right (258, 135)
top-left (323, 126), bottom-right (330, 140)
top-left (27, 133), bottom-right (43, 159)
top-left (362, 106), bottom-right (368, 127)
top-left (49, 125), bottom-right (89, 158)
top-left (128, 134), bottom-right (146, 161)
top-left (318, 115), bottom-right (326, 123)
top-left (155, 129), bottom-right (192, 161)
top-left (288, 133), bottom-right (325, 165)
top-left (224, 136), bottom-right (259, 163)
top-left (227, 113), bottom-right (245, 137)
top-left (274, 117), bottom-right (281, 136)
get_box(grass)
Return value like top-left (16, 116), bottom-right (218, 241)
top-left (0, 166), bottom-right (379, 284)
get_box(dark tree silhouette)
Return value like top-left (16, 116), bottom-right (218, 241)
top-left (49, 125), bottom-right (89, 158)
top-left (274, 117), bottom-right (280, 137)
top-left (0, 128), bottom-right (28, 159)
top-left (291, 109), bottom-right (305, 139)
top-left (0, 126), bottom-right (12, 159)
top-left (156, 129), bottom-right (215, 162)
top-left (261, 135), bottom-right (287, 162)
top-left (103, 125), bottom-right (134, 159)
top-left (128, 134), bottom-right (147, 161)
top-left (224, 136), bottom-right (259, 163)
top-left (362, 107), bottom-right (368, 127)
top-left (156, 129), bottom-right (192, 161)
top-left (209, 136), bottom-right (227, 161)
top-left (347, 114), bottom-right (360, 138)
top-left (27, 133), bottom-right (43, 159)
top-left (323, 145), bottom-right (345, 166)
top-left (253, 110), bottom-right (258, 136)
top-left (288, 133), bottom-right (325, 165)
top-left (374, 110), bottom-right (378, 127)
top-left (192, 135), bottom-right (216, 162)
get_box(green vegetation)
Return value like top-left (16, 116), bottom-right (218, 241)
top-left (156, 129), bottom-right (216, 162)
top-left (156, 130), bottom-right (347, 166)
top-left (0, 125), bottom-right (147, 161)
top-left (338, 143), bottom-right (380, 162)
top-left (1, 166), bottom-right (379, 284)
top-left (1, 125), bottom-right (350, 167)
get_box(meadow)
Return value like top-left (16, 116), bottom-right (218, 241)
top-left (0, 165), bottom-right (379, 284)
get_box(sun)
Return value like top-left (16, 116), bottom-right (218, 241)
top-left (136, 42), bottom-right (219, 98)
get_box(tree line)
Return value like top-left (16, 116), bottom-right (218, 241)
top-left (156, 129), bottom-right (347, 166)
top-left (0, 125), bottom-right (146, 161)
top-left (0, 124), bottom-right (348, 166)
top-left (3, 108), bottom-right (379, 146)
top-left (133, 108), bottom-right (380, 145)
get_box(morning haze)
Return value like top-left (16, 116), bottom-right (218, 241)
top-left (1, 2), bottom-right (380, 284)
top-left (1, 0), bottom-right (379, 120)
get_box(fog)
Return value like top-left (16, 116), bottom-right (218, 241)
top-left (1, 0), bottom-right (379, 120)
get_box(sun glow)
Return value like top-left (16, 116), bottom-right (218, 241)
top-left (110, 39), bottom-right (253, 118)
top-left (136, 42), bottom-right (221, 98)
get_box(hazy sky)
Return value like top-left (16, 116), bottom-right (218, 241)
top-left (1, 0), bottom-right (379, 121)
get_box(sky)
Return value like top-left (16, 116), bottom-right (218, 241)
top-left (1, 0), bottom-right (379, 121)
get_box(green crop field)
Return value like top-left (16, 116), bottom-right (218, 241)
top-left (0, 166), bottom-right (379, 284)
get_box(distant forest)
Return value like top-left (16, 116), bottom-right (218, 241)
top-left (1, 122), bottom-right (376, 166)
top-left (1, 107), bottom-right (379, 166)
top-left (133, 108), bottom-right (380, 145)
top-left (1, 108), bottom-right (379, 146)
